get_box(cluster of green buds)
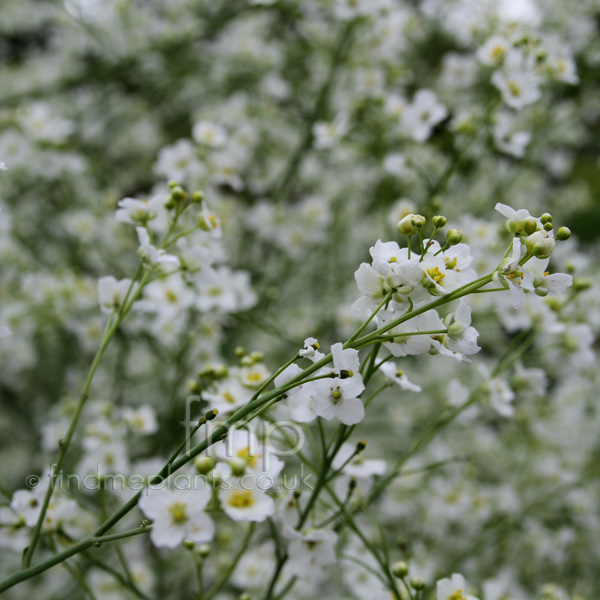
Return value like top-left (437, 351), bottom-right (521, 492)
top-left (188, 363), bottom-right (229, 392)
top-left (391, 561), bottom-right (426, 593)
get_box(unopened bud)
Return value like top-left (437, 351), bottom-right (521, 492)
top-left (183, 540), bottom-right (195, 550)
top-left (205, 408), bottom-right (219, 421)
top-left (397, 215), bottom-right (415, 235)
top-left (540, 213), bottom-right (552, 225)
top-left (170, 186), bottom-right (187, 203)
top-left (410, 577), bottom-right (426, 591)
top-left (392, 562), bottom-right (409, 578)
top-left (526, 231), bottom-right (555, 259)
top-left (543, 221), bottom-right (553, 231)
top-left (446, 228), bottom-right (463, 245)
top-left (432, 215), bottom-right (447, 228)
top-left (235, 346), bottom-right (246, 357)
top-left (192, 190), bottom-right (204, 203)
top-left (195, 457), bottom-right (215, 474)
top-left (197, 544), bottom-right (211, 558)
top-left (523, 217), bottom-right (538, 235)
top-left (230, 458), bottom-right (246, 477)
top-left (356, 440), bottom-right (367, 452)
top-left (573, 277), bottom-right (591, 292)
top-left (556, 226), bottom-right (571, 241)
top-left (339, 369), bottom-right (354, 379)
top-left (187, 379), bottom-right (201, 393)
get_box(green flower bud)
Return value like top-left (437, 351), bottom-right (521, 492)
top-left (540, 213), bottom-right (553, 224)
top-left (543, 222), bottom-right (553, 232)
top-left (392, 561), bottom-right (409, 578)
top-left (556, 226), bottom-right (571, 241)
top-left (195, 456), bottom-right (215, 475)
top-left (187, 379), bottom-right (201, 393)
top-left (446, 228), bottom-right (463, 245)
top-left (192, 190), bottom-right (204, 203)
top-left (410, 577), bottom-right (426, 591)
top-left (412, 214), bottom-right (426, 230)
top-left (170, 186), bottom-right (187, 203)
top-left (197, 544), bottom-right (211, 558)
top-left (573, 277), bottom-right (591, 292)
top-left (240, 594), bottom-right (251, 600)
top-left (397, 216), bottom-right (416, 235)
top-left (432, 215), bottom-right (447, 228)
top-left (183, 540), bottom-right (195, 550)
top-left (526, 231), bottom-right (555, 259)
top-left (230, 458), bottom-right (246, 477)
top-left (205, 408), bottom-right (219, 420)
top-left (356, 440), bottom-right (367, 452)
top-left (523, 217), bottom-right (538, 235)
top-left (235, 346), bottom-right (246, 357)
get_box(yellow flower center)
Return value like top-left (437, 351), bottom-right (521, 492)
top-left (246, 372), bottom-right (263, 382)
top-left (237, 447), bottom-right (258, 468)
top-left (508, 81), bottom-right (521, 97)
top-left (168, 502), bottom-right (188, 525)
top-left (448, 590), bottom-right (466, 600)
top-left (331, 390), bottom-right (341, 400)
top-left (222, 391), bottom-right (236, 404)
top-left (427, 267), bottom-right (445, 283)
top-left (165, 289), bottom-right (178, 303)
top-left (228, 490), bottom-right (255, 508)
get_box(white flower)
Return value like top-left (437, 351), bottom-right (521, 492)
top-left (487, 376), bottom-right (515, 417)
top-left (437, 573), bottom-right (479, 600)
top-left (477, 35), bottom-right (510, 66)
top-left (136, 227), bottom-right (179, 268)
top-left (312, 375), bottom-right (365, 425)
top-left (383, 153), bottom-right (408, 177)
top-left (525, 257), bottom-right (573, 297)
top-left (445, 301), bottom-right (481, 357)
top-left (493, 113), bottom-right (531, 158)
top-left (380, 362), bottom-right (421, 391)
top-left (491, 50), bottom-right (541, 110)
top-left (0, 161), bottom-right (7, 170)
top-left (115, 195), bottom-right (168, 226)
top-left (419, 242), bottom-right (478, 295)
top-left (192, 120), bottom-right (228, 148)
top-left (286, 529), bottom-right (338, 582)
top-left (219, 477), bottom-right (275, 522)
top-left (299, 337), bottom-right (325, 362)
top-left (204, 377), bottom-right (253, 415)
top-left (402, 89), bottom-right (448, 142)
top-left (215, 428), bottom-right (283, 479)
top-left (331, 442), bottom-right (386, 478)
top-left (121, 405), bottom-right (159, 435)
top-left (493, 238), bottom-right (535, 308)
top-left (97, 276), bottom-right (137, 315)
top-left (376, 310), bottom-right (434, 358)
top-left (313, 114), bottom-right (348, 149)
top-left (138, 485), bottom-right (214, 548)
top-left (273, 364), bottom-right (317, 423)
top-left (239, 363), bottom-right (271, 388)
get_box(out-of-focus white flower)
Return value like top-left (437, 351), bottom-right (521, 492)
top-left (115, 195), bottom-right (168, 226)
top-left (285, 528), bottom-right (338, 582)
top-left (402, 89), bottom-right (448, 142)
top-left (437, 573), bottom-right (480, 600)
top-left (493, 113), bottom-right (531, 158)
top-left (97, 276), bottom-right (137, 315)
top-left (192, 120), bottom-right (228, 148)
top-left (219, 477), bottom-right (275, 522)
top-left (313, 113), bottom-right (348, 149)
top-left (477, 35), bottom-right (511, 66)
top-left (380, 362), bottom-right (422, 392)
top-left (138, 486), bottom-right (214, 548)
top-left (491, 50), bottom-right (541, 110)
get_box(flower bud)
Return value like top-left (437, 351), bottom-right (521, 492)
top-left (397, 215), bottom-right (415, 235)
top-left (523, 217), bottom-right (538, 235)
top-left (556, 226), bottom-right (571, 241)
top-left (356, 440), bottom-right (367, 452)
top-left (168, 180), bottom-right (180, 189)
top-left (170, 186), bottom-right (187, 203)
top-left (446, 228), bottom-right (463, 245)
top-left (230, 458), bottom-right (246, 477)
top-left (412, 214), bottom-right (426, 230)
top-left (195, 457), bottom-right (215, 475)
top-left (392, 561), bottom-right (409, 578)
top-left (526, 231), bottom-right (555, 259)
top-left (192, 190), bottom-right (204, 203)
top-left (573, 277), bottom-right (591, 292)
top-left (540, 213), bottom-right (552, 225)
top-left (410, 577), bottom-right (425, 591)
top-left (543, 222), bottom-right (553, 231)
top-left (205, 408), bottom-right (219, 420)
top-left (432, 215), bottom-right (447, 228)
top-left (197, 544), bottom-right (211, 558)
top-left (183, 540), bottom-right (195, 550)
top-left (187, 379), bottom-right (201, 393)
